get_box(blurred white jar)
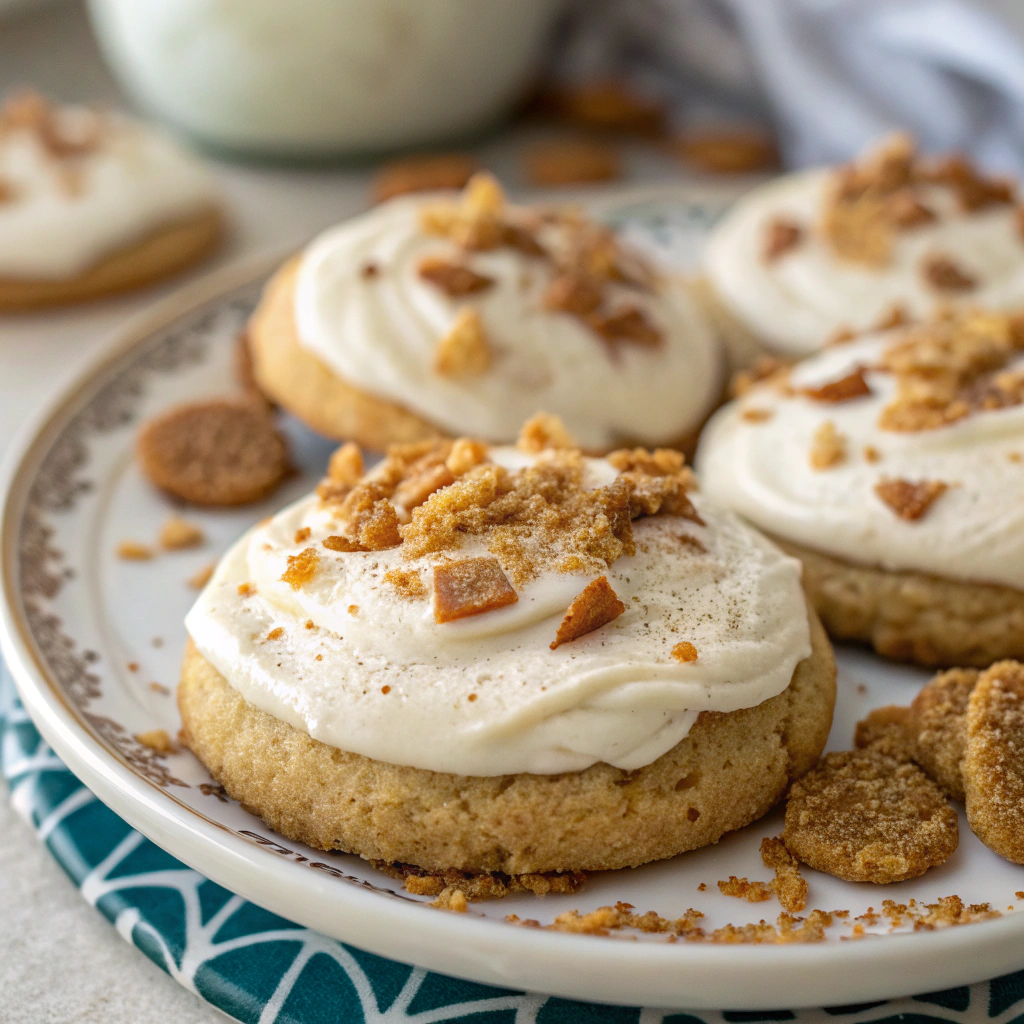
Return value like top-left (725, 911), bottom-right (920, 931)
top-left (87, 0), bottom-right (562, 159)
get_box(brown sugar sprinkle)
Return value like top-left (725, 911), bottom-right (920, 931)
top-left (134, 729), bottom-right (175, 755)
top-left (384, 567), bottom-right (426, 600)
top-left (294, 527), bottom-right (311, 544)
top-left (909, 667), bottom-right (977, 801)
top-left (159, 515), bottom-right (204, 551)
top-left (921, 252), bottom-right (977, 292)
top-left (265, 627), bottom-right (284, 641)
top-left (672, 641), bottom-right (699, 663)
top-left (802, 367), bottom-right (872, 403)
top-left (760, 836), bottom-right (808, 914)
top-left (854, 705), bottom-right (917, 764)
top-left (809, 421), bottom-right (846, 470)
top-left (378, 861), bottom-right (586, 901)
top-left (674, 131), bottom-right (779, 174)
top-left (116, 540), bottom-right (153, 561)
top-left (741, 407), bottom-right (774, 423)
top-left (433, 556), bottom-right (518, 624)
top-left (446, 437), bottom-right (488, 476)
top-left (324, 481), bottom-right (403, 551)
top-left (417, 255), bottom-right (495, 297)
top-left (371, 152), bottom-right (480, 204)
top-left (863, 445), bottom-right (881, 463)
top-left (762, 217), bottom-right (803, 262)
top-left (281, 547), bottom-right (320, 590)
top-left (434, 307), bottom-right (490, 378)
top-left (783, 749), bottom-right (959, 883)
top-left (517, 412), bottom-right (575, 453)
top-left (964, 660), bottom-right (1024, 865)
top-left (875, 477), bottom-right (948, 521)
top-left (187, 562), bottom-right (215, 590)
top-left (718, 877), bottom-right (773, 903)
top-left (551, 576), bottom-right (625, 649)
top-left (522, 138), bottom-right (621, 188)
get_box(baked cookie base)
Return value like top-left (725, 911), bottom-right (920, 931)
top-left (775, 538), bottom-right (1024, 668)
top-left (248, 259), bottom-right (713, 455)
top-left (0, 206), bottom-right (225, 312)
top-left (178, 611), bottom-right (835, 875)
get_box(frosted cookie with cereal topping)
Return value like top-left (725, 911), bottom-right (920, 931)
top-left (246, 173), bottom-right (724, 452)
top-left (0, 91), bottom-right (224, 310)
top-left (696, 308), bottom-right (1024, 667)
top-left (179, 418), bottom-right (834, 875)
top-left (701, 133), bottom-right (1024, 361)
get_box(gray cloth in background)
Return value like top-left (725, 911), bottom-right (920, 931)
top-left (555, 0), bottom-right (1024, 172)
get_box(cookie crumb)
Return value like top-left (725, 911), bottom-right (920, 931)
top-left (875, 477), bottom-right (948, 520)
top-left (551, 576), bottom-right (625, 649)
top-left (135, 729), bottom-right (175, 755)
top-left (327, 442), bottom-right (364, 488)
top-left (265, 627), bottom-right (284, 641)
top-left (671, 641), bottom-right (698, 663)
top-left (281, 547), bottom-right (320, 590)
top-left (431, 887), bottom-right (469, 912)
top-left (717, 876), bottom-right (773, 902)
top-left (159, 515), bottom-right (204, 551)
top-left (809, 421), bottom-right (846, 470)
top-left (384, 567), bottom-right (426, 600)
top-left (434, 307), bottom-right (490, 377)
top-left (760, 836), bottom-right (808, 913)
top-left (116, 540), bottom-right (153, 561)
top-left (433, 556), bottom-right (518, 624)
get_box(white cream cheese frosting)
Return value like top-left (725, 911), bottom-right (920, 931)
top-left (696, 332), bottom-right (1024, 589)
top-left (292, 193), bottom-right (724, 451)
top-left (0, 96), bottom-right (219, 279)
top-left (705, 168), bottom-right (1024, 357)
top-left (185, 447), bottom-right (811, 777)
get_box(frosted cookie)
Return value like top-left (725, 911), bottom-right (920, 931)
top-left (180, 423), bottom-right (835, 874)
top-left (702, 133), bottom-right (1024, 361)
top-left (697, 308), bottom-right (1024, 667)
top-left (247, 173), bottom-right (724, 452)
top-left (0, 90), bottom-right (223, 310)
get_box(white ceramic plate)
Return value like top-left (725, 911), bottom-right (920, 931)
top-left (3, 201), bottom-right (1024, 1011)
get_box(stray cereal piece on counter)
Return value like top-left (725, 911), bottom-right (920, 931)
top-left (187, 562), bottom-right (215, 590)
top-left (116, 540), bottom-right (153, 561)
top-left (517, 412), bottom-right (576, 453)
top-left (522, 138), bottom-right (621, 188)
top-left (159, 514), bottom-right (205, 551)
top-left (434, 307), bottom-right (491, 377)
top-left (371, 152), bottom-right (480, 204)
top-left (551, 576), bottom-right (625, 649)
top-left (809, 421), bottom-right (846, 470)
top-left (854, 705), bottom-right (917, 764)
top-left (874, 477), bottom-right (948, 521)
top-left (433, 556), bottom-right (518, 624)
top-left (783, 749), bottom-right (958, 883)
top-left (674, 131), bottom-right (779, 174)
top-left (964, 660), bottom-right (1024, 864)
top-left (137, 399), bottom-right (288, 506)
top-left (909, 668), bottom-right (978, 801)
top-left (672, 641), bottom-right (699, 663)
top-left (135, 729), bottom-right (175, 755)
top-left (760, 836), bottom-right (808, 913)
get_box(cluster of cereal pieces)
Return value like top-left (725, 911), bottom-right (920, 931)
top-left (763, 132), bottom-right (1020, 284)
top-left (786, 660), bottom-right (1024, 885)
top-left (740, 308), bottom-right (1024, 520)
top-left (408, 173), bottom-right (664, 379)
top-left (288, 413), bottom-right (704, 655)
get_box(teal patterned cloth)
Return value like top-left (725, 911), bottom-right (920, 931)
top-left (3, 665), bottom-right (1024, 1024)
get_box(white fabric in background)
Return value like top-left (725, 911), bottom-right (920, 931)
top-left (556, 0), bottom-right (1024, 172)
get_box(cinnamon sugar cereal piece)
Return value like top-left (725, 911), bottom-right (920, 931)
top-left (802, 368), bottom-right (872, 404)
top-left (589, 306), bottom-right (662, 348)
top-left (762, 217), bottom-right (803, 262)
top-left (543, 272), bottom-right (603, 317)
top-left (964, 660), bottom-right (1024, 864)
top-left (854, 705), bottom-right (916, 764)
top-left (909, 668), bottom-right (978, 801)
top-left (158, 515), bottom-right (204, 551)
top-left (135, 729), bottom-right (175, 755)
top-left (322, 535), bottom-right (361, 552)
top-left (137, 400), bottom-right (288, 506)
top-left (717, 876), bottom-right (773, 902)
top-left (672, 641), bottom-right (698, 663)
top-left (187, 562), bottom-right (215, 590)
top-left (517, 412), bottom-right (575, 453)
top-left (116, 540), bottom-right (153, 561)
top-left (371, 152), bottom-right (480, 204)
top-left (674, 131), bottom-right (779, 174)
top-left (809, 421), bottom-right (846, 470)
top-left (783, 750), bottom-right (958, 883)
top-left (543, 81), bottom-right (666, 136)
top-left (874, 477), bottom-right (948, 521)
top-left (921, 253), bottom-right (977, 292)
top-left (446, 437), bottom-right (488, 476)
top-left (327, 442), bottom-right (364, 487)
top-left (760, 836), bottom-right (807, 913)
top-left (417, 256), bottom-right (495, 297)
top-left (433, 556), bottom-right (518, 623)
top-left (523, 139), bottom-right (621, 187)
top-left (550, 576), bottom-right (625, 649)
top-left (434, 307), bottom-right (490, 377)
top-left (384, 567), bottom-right (426, 600)
top-left (281, 547), bottom-right (320, 590)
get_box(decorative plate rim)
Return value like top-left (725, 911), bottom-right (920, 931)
top-left (3, 246), bottom-right (1024, 1012)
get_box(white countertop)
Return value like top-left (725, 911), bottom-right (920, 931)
top-left (0, 4), bottom-right (700, 1021)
